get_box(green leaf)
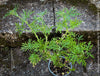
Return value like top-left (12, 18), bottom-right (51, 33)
top-left (4, 7), bottom-right (18, 18)
top-left (29, 54), bottom-right (41, 67)
top-left (21, 9), bottom-right (34, 21)
top-left (21, 39), bottom-right (34, 51)
top-left (69, 18), bottom-right (82, 29)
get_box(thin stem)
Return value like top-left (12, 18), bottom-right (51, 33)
top-left (45, 35), bottom-right (48, 43)
top-left (18, 16), bottom-right (39, 42)
top-left (43, 34), bottom-right (48, 53)
top-left (62, 29), bottom-right (69, 39)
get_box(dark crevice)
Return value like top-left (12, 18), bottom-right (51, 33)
top-left (83, 66), bottom-right (87, 73)
top-left (52, 0), bottom-right (55, 26)
top-left (52, 0), bottom-right (56, 38)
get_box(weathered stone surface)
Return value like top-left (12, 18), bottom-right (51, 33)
top-left (0, 31), bottom-right (98, 47)
top-left (0, 0), bottom-right (100, 9)
top-left (0, 0), bottom-right (53, 33)
top-left (0, 0), bottom-right (54, 47)
top-left (89, 0), bottom-right (100, 9)
top-left (0, 0), bottom-right (100, 47)
top-left (0, 1), bottom-right (99, 76)
top-left (96, 9), bottom-right (100, 31)
top-left (0, 0), bottom-right (8, 5)
top-left (0, 0), bottom-right (99, 32)
top-left (54, 1), bottom-right (98, 31)
top-left (0, 46), bottom-right (99, 76)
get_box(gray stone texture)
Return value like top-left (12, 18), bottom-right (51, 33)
top-left (89, 0), bottom-right (100, 9)
top-left (0, 0), bottom-right (53, 33)
top-left (55, 1), bottom-right (97, 31)
top-left (0, 0), bottom-right (8, 5)
top-left (0, 1), bottom-right (99, 76)
top-left (0, 0), bottom-right (100, 47)
top-left (0, 46), bottom-right (99, 76)
top-left (0, 0), bottom-right (99, 33)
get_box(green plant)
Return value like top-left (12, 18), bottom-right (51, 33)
top-left (4, 7), bottom-right (94, 70)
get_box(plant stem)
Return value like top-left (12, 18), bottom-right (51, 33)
top-left (45, 35), bottom-right (48, 43)
top-left (44, 35), bottom-right (48, 52)
top-left (18, 16), bottom-right (39, 42)
top-left (62, 29), bottom-right (69, 39)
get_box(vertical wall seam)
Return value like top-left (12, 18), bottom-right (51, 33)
top-left (52, 0), bottom-right (55, 26)
top-left (97, 8), bottom-right (100, 74)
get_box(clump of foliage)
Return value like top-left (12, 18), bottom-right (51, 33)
top-left (4, 7), bottom-right (94, 70)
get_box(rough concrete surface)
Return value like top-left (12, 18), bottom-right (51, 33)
top-left (0, 0), bottom-right (99, 47)
top-left (0, 0), bottom-right (99, 33)
top-left (0, 46), bottom-right (99, 76)
top-left (0, 1), bottom-right (100, 76)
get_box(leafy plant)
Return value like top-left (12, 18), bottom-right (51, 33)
top-left (4, 7), bottom-right (94, 70)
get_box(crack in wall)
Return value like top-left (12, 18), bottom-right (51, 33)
top-left (52, 0), bottom-right (55, 26)
top-left (52, 0), bottom-right (56, 33)
top-left (0, 0), bottom-right (99, 47)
